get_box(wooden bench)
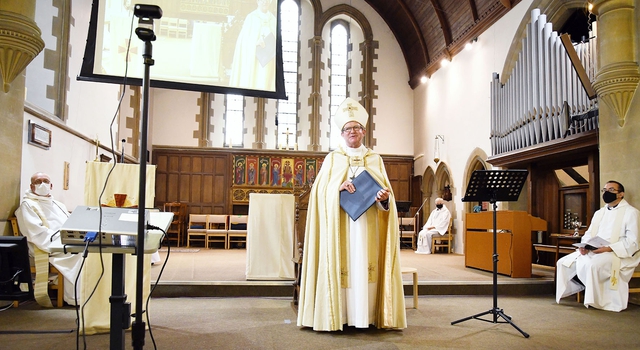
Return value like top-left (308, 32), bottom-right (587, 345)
top-left (533, 243), bottom-right (575, 269)
top-left (533, 243), bottom-right (575, 260)
top-left (535, 240), bottom-right (640, 302)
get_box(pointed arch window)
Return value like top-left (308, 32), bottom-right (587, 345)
top-left (329, 21), bottom-right (349, 150)
top-left (276, 0), bottom-right (300, 149)
top-left (225, 94), bottom-right (244, 147)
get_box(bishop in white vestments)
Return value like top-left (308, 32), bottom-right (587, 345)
top-left (297, 98), bottom-right (406, 331)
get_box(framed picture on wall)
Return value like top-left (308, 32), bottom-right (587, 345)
top-left (28, 121), bottom-right (51, 150)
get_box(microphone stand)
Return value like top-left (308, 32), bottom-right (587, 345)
top-left (410, 197), bottom-right (429, 250)
top-left (414, 196), bottom-right (430, 228)
top-left (132, 12), bottom-right (160, 350)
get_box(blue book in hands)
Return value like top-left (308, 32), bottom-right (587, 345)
top-left (339, 170), bottom-right (383, 221)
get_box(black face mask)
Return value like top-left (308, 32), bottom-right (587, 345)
top-left (436, 204), bottom-right (443, 209)
top-left (603, 191), bottom-right (618, 204)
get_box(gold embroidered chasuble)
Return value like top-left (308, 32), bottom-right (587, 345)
top-left (297, 147), bottom-right (407, 331)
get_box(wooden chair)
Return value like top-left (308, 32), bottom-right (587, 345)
top-left (186, 214), bottom-right (208, 247)
top-left (163, 202), bottom-right (187, 247)
top-left (292, 185), bottom-right (311, 312)
top-left (399, 217), bottom-right (417, 250)
top-left (177, 19), bottom-right (189, 38)
top-left (227, 215), bottom-right (248, 249)
top-left (206, 215), bottom-right (228, 249)
top-left (167, 17), bottom-right (179, 37)
top-left (8, 217), bottom-right (64, 307)
top-left (431, 217), bottom-right (454, 254)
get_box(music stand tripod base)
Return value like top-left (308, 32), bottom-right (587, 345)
top-left (451, 169), bottom-right (530, 338)
top-left (450, 295), bottom-right (530, 338)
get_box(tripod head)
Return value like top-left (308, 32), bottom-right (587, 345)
top-left (134, 4), bottom-right (162, 42)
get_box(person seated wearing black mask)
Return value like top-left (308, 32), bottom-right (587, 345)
top-left (415, 197), bottom-right (451, 254)
top-left (556, 180), bottom-right (640, 311)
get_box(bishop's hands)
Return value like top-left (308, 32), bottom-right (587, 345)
top-left (338, 181), bottom-right (390, 202)
top-left (340, 181), bottom-right (356, 193)
top-left (375, 188), bottom-right (390, 202)
top-left (578, 246), bottom-right (613, 255)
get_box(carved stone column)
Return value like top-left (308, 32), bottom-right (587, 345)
top-left (0, 4), bottom-right (44, 92)
top-left (253, 97), bottom-right (266, 149)
top-left (0, 0), bottom-right (41, 235)
top-left (592, 0), bottom-right (639, 127)
top-left (307, 36), bottom-right (323, 151)
top-left (197, 92), bottom-right (212, 147)
top-left (359, 38), bottom-right (376, 148)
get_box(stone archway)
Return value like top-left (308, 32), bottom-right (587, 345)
top-left (462, 148), bottom-right (490, 214)
top-left (418, 167), bottom-right (435, 226)
top-left (456, 148), bottom-right (490, 254)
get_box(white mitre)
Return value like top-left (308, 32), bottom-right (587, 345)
top-left (333, 97), bottom-right (368, 130)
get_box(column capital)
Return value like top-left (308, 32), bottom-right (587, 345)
top-left (0, 10), bottom-right (44, 92)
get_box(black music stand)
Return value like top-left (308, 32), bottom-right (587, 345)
top-left (451, 169), bottom-right (530, 338)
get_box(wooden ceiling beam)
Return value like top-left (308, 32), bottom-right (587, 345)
top-left (499, 0), bottom-right (512, 9)
top-left (398, 0), bottom-right (430, 67)
top-left (467, 0), bottom-right (479, 22)
top-left (430, 0), bottom-right (452, 45)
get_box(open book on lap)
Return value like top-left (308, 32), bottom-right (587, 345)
top-left (573, 236), bottom-right (610, 250)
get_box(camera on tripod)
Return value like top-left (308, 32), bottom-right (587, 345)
top-left (133, 4), bottom-right (162, 19)
top-left (133, 4), bottom-right (162, 42)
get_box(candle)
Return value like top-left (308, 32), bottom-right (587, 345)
top-left (95, 135), bottom-right (100, 161)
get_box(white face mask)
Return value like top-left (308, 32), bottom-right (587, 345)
top-left (34, 182), bottom-right (52, 197)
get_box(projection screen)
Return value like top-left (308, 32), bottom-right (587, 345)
top-left (78, 0), bottom-right (286, 99)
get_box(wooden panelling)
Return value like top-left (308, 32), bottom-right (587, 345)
top-left (487, 135), bottom-right (599, 265)
top-left (383, 157), bottom-right (413, 202)
top-left (153, 148), bottom-right (230, 216)
top-left (153, 147), bottom-right (414, 218)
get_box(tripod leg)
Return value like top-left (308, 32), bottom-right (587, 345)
top-left (496, 310), bottom-right (529, 338)
top-left (451, 309), bottom-right (492, 325)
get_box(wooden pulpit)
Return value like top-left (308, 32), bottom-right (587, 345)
top-left (465, 211), bottom-right (547, 278)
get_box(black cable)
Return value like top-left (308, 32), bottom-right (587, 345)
top-left (145, 226), bottom-right (168, 350)
top-left (74, 9), bottom-right (136, 350)
top-left (0, 270), bottom-right (22, 285)
top-left (74, 242), bottom-right (89, 350)
top-left (0, 302), bottom-right (15, 312)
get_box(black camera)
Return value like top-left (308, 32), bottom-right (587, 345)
top-left (133, 4), bottom-right (162, 19)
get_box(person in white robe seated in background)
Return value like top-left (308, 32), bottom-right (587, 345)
top-left (15, 172), bottom-right (82, 306)
top-left (415, 197), bottom-right (451, 254)
top-left (556, 180), bottom-right (640, 312)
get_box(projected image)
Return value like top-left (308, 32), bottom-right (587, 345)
top-left (86, 0), bottom-right (283, 97)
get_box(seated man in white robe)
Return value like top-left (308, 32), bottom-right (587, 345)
top-left (415, 197), bottom-right (451, 254)
top-left (15, 172), bottom-right (83, 306)
top-left (556, 180), bottom-right (640, 312)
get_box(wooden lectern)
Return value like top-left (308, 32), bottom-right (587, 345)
top-left (465, 211), bottom-right (547, 278)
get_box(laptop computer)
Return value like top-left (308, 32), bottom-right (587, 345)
top-left (60, 206), bottom-right (148, 246)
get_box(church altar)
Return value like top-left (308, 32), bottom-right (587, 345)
top-left (246, 193), bottom-right (295, 280)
